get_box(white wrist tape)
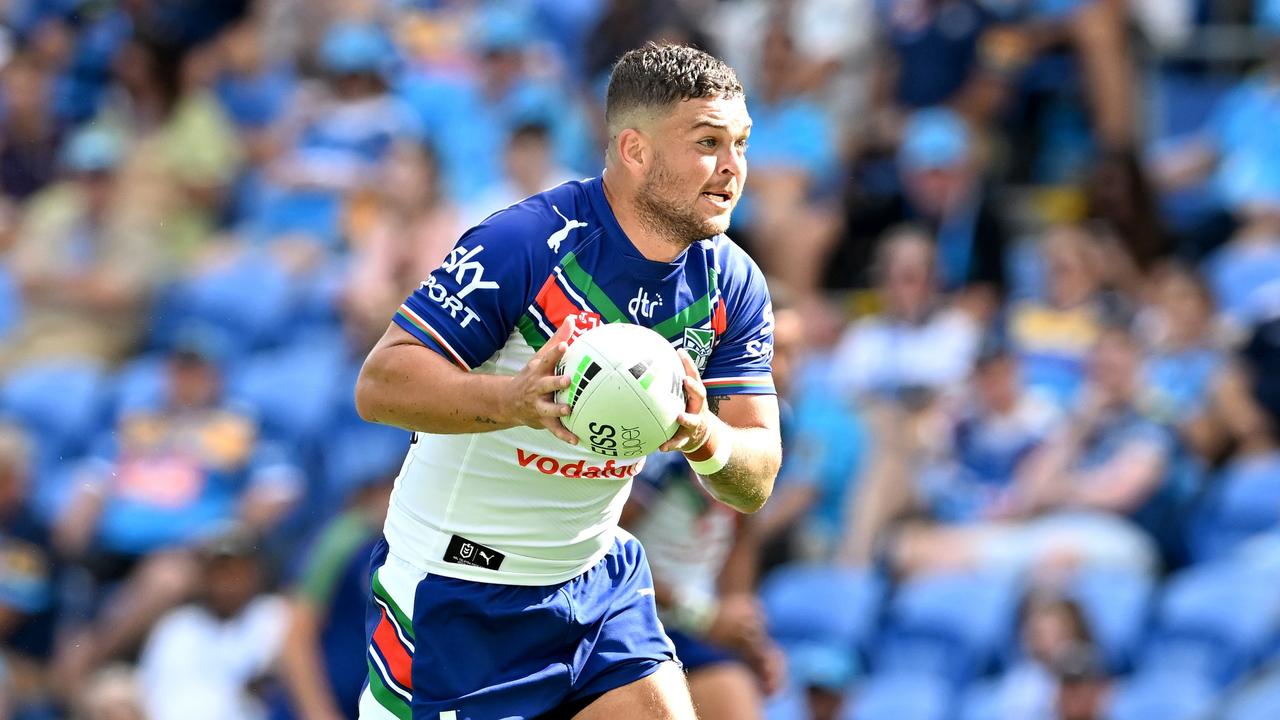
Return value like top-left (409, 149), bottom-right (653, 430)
top-left (687, 435), bottom-right (733, 476)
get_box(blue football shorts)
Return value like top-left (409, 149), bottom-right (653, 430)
top-left (359, 531), bottom-right (678, 720)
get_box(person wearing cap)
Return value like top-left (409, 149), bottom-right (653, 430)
top-left (259, 21), bottom-right (420, 246)
top-left (396, 4), bottom-right (593, 203)
top-left (837, 328), bottom-right (1061, 571)
top-left (833, 107), bottom-right (1008, 318)
top-left (3, 123), bottom-right (162, 370)
top-left (50, 332), bottom-right (302, 695)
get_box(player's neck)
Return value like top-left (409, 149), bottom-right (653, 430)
top-left (601, 171), bottom-right (688, 263)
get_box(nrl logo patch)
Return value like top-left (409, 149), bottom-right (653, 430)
top-left (683, 327), bottom-right (715, 372)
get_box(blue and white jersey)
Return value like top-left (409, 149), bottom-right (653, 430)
top-left (384, 176), bottom-right (775, 585)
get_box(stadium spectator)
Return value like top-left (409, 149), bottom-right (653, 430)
top-left (75, 664), bottom-right (146, 720)
top-left (256, 20), bottom-right (418, 247)
top-left (1007, 224), bottom-right (1109, 407)
top-left (756, 299), bottom-right (867, 566)
top-left (4, 123), bottom-right (162, 371)
top-left (0, 54), bottom-right (63, 200)
top-left (623, 453), bottom-right (783, 719)
top-left (460, 121), bottom-right (580, 228)
top-left (400, 4), bottom-right (593, 203)
top-left (1140, 264), bottom-right (1226, 452)
top-left (735, 22), bottom-right (842, 298)
top-left (828, 226), bottom-right (981, 402)
top-left (51, 337), bottom-right (301, 691)
top-left (0, 424), bottom-right (59, 719)
top-left (274, 475), bottom-right (392, 720)
top-left (343, 141), bottom-right (461, 335)
top-left (852, 327), bottom-right (1166, 574)
top-left (136, 526), bottom-right (287, 720)
top-left (993, 591), bottom-right (1098, 720)
top-left (99, 36), bottom-right (244, 267)
top-left (1154, 24), bottom-right (1280, 258)
top-left (833, 107), bottom-right (1009, 315)
top-left (1050, 643), bottom-right (1113, 720)
top-left (1201, 163), bottom-right (1280, 335)
top-left (842, 339), bottom-right (1060, 572)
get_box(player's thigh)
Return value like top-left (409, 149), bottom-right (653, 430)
top-left (572, 661), bottom-right (695, 720)
top-left (687, 662), bottom-right (763, 720)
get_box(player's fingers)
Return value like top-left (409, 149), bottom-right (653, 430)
top-left (541, 417), bottom-right (579, 445)
top-left (527, 316), bottom-right (576, 369)
top-left (532, 374), bottom-right (571, 396)
top-left (660, 428), bottom-right (694, 452)
top-left (682, 376), bottom-right (705, 414)
top-left (533, 397), bottom-right (571, 418)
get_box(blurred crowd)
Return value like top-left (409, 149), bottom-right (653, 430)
top-left (0, 0), bottom-right (1278, 719)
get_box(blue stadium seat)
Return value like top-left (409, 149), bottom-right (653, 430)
top-left (763, 683), bottom-right (811, 720)
top-left (958, 678), bottom-right (1001, 720)
top-left (1105, 671), bottom-right (1216, 720)
top-left (154, 249), bottom-right (295, 357)
top-left (110, 354), bottom-right (171, 418)
top-left (842, 673), bottom-right (952, 720)
top-left (1188, 458), bottom-right (1280, 564)
top-left (0, 262), bottom-right (19, 340)
top-left (1, 361), bottom-right (107, 466)
top-left (227, 338), bottom-right (345, 446)
top-left (761, 565), bottom-right (885, 689)
top-left (1068, 568), bottom-right (1155, 672)
top-left (1223, 668), bottom-right (1280, 720)
top-left (877, 570), bottom-right (1020, 684)
top-left (1142, 560), bottom-right (1280, 684)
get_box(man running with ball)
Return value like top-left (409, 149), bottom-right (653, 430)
top-left (355, 43), bottom-right (781, 720)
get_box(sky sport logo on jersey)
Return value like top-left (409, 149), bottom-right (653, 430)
top-left (515, 449), bottom-right (643, 479)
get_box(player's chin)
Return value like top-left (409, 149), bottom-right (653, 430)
top-left (697, 206), bottom-right (734, 236)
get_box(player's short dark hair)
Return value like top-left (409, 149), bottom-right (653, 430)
top-left (604, 43), bottom-right (743, 132)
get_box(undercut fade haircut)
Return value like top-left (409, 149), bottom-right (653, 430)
top-left (605, 43), bottom-right (743, 150)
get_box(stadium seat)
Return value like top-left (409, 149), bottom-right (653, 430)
top-left (1188, 457), bottom-right (1280, 564)
top-left (1068, 568), bottom-right (1155, 672)
top-left (876, 570), bottom-right (1021, 684)
top-left (761, 565), bottom-right (885, 689)
top-left (841, 673), bottom-right (953, 720)
top-left (763, 683), bottom-right (811, 720)
top-left (1105, 671), bottom-right (1216, 720)
top-left (0, 262), bottom-right (19, 339)
top-left (227, 338), bottom-right (345, 447)
top-left (110, 354), bottom-right (171, 418)
top-left (1, 361), bottom-right (108, 466)
top-left (957, 678), bottom-right (1002, 720)
top-left (1222, 668), bottom-right (1280, 720)
top-left (1142, 560), bottom-right (1280, 684)
top-left (155, 248), bottom-right (295, 357)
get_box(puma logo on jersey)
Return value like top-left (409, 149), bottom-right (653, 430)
top-left (547, 205), bottom-right (588, 253)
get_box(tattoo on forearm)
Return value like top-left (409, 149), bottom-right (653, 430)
top-left (708, 396), bottom-right (722, 415)
top-left (473, 416), bottom-right (500, 425)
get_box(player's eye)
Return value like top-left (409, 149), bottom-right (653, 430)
top-left (736, 137), bottom-right (750, 150)
top-left (698, 138), bottom-right (718, 149)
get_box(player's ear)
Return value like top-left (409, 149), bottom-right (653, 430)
top-left (616, 127), bottom-right (648, 174)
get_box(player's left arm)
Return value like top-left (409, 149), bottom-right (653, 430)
top-left (661, 349), bottom-right (781, 514)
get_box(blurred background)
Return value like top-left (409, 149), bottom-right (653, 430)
top-left (0, 0), bottom-right (1278, 719)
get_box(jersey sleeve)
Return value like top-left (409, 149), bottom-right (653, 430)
top-left (393, 208), bottom-right (539, 370)
top-left (702, 249), bottom-right (776, 397)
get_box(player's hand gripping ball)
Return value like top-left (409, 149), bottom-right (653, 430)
top-left (555, 323), bottom-right (686, 458)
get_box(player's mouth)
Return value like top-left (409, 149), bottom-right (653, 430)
top-left (700, 190), bottom-right (734, 210)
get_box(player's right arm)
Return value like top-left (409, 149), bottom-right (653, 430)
top-left (355, 318), bottom-right (578, 443)
top-left (354, 205), bottom-right (579, 443)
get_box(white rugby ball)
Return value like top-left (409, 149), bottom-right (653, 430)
top-left (555, 323), bottom-right (687, 459)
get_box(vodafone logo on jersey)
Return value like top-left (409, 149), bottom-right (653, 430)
top-left (516, 449), bottom-right (643, 479)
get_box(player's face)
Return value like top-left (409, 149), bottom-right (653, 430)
top-left (637, 95), bottom-right (750, 244)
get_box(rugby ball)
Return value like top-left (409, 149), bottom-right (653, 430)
top-left (555, 323), bottom-right (686, 458)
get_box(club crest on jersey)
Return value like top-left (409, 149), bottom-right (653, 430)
top-left (683, 327), bottom-right (715, 371)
